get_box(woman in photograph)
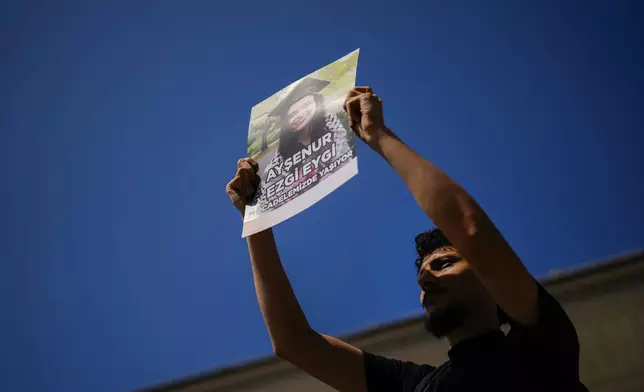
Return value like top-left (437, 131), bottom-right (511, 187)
top-left (254, 77), bottom-right (353, 210)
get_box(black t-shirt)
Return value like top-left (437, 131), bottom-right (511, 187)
top-left (363, 284), bottom-right (589, 392)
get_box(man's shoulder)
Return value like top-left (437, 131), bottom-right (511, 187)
top-left (362, 351), bottom-right (438, 392)
top-left (506, 283), bottom-right (579, 344)
top-left (503, 284), bottom-right (584, 387)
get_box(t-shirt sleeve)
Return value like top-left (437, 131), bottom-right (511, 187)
top-left (508, 283), bottom-right (581, 379)
top-left (363, 351), bottom-right (432, 392)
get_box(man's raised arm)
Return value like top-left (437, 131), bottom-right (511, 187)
top-left (344, 88), bottom-right (538, 326)
top-left (226, 159), bottom-right (367, 392)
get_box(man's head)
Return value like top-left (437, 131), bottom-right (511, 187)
top-left (415, 229), bottom-right (507, 339)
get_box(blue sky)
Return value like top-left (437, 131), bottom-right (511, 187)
top-left (1, 1), bottom-right (642, 391)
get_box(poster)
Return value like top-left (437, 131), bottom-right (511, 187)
top-left (242, 49), bottom-right (360, 237)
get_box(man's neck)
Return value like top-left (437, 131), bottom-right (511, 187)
top-left (446, 318), bottom-right (499, 347)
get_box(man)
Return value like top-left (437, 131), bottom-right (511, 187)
top-left (226, 87), bottom-right (588, 391)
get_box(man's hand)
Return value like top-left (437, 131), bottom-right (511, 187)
top-left (344, 86), bottom-right (387, 146)
top-left (226, 158), bottom-right (259, 215)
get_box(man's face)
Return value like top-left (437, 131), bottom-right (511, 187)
top-left (287, 95), bottom-right (317, 132)
top-left (417, 248), bottom-right (485, 337)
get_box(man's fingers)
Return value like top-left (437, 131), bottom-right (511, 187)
top-left (344, 90), bottom-right (360, 109)
top-left (345, 95), bottom-right (362, 112)
top-left (248, 158), bottom-right (259, 173)
top-left (238, 167), bottom-right (259, 197)
top-left (229, 158), bottom-right (260, 213)
top-left (344, 86), bottom-right (373, 108)
top-left (236, 158), bottom-right (259, 178)
top-left (227, 171), bottom-right (255, 209)
top-left (359, 92), bottom-right (375, 110)
top-left (226, 177), bottom-right (244, 204)
top-left (354, 86), bottom-right (372, 93)
top-left (235, 158), bottom-right (260, 191)
top-left (346, 92), bottom-right (379, 110)
top-left (345, 86), bottom-right (372, 97)
top-left (227, 168), bottom-right (251, 195)
top-left (237, 158), bottom-right (252, 171)
top-left (344, 96), bottom-right (362, 129)
top-left (227, 171), bottom-right (244, 193)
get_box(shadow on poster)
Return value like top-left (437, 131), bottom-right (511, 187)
top-left (242, 49), bottom-right (359, 237)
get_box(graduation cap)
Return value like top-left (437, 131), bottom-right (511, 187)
top-left (269, 77), bottom-right (330, 117)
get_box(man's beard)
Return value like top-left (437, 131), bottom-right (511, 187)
top-left (423, 302), bottom-right (467, 338)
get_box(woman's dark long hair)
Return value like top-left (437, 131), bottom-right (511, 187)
top-left (278, 94), bottom-right (327, 158)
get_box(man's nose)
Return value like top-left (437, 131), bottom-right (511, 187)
top-left (417, 267), bottom-right (438, 288)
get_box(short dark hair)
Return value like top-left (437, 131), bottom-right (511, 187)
top-left (414, 228), bottom-right (511, 325)
top-left (414, 228), bottom-right (453, 273)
